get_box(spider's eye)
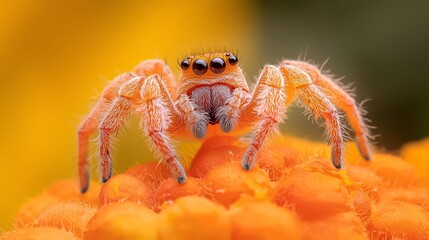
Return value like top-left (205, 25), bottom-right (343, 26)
top-left (180, 59), bottom-right (190, 70)
top-left (192, 59), bottom-right (208, 75)
top-left (228, 55), bottom-right (238, 65)
top-left (210, 57), bottom-right (226, 74)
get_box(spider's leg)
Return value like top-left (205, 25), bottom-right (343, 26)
top-left (78, 59), bottom-right (177, 193)
top-left (281, 60), bottom-right (372, 160)
top-left (139, 75), bottom-right (186, 183)
top-left (317, 76), bottom-right (372, 160)
top-left (132, 59), bottom-right (178, 98)
top-left (98, 76), bottom-right (143, 183)
top-left (279, 65), bottom-right (345, 168)
top-left (78, 72), bottom-right (135, 193)
top-left (241, 65), bottom-right (287, 170)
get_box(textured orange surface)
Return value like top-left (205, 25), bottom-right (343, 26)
top-left (2, 135), bottom-right (429, 240)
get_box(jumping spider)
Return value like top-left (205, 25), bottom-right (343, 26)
top-left (77, 52), bottom-right (372, 193)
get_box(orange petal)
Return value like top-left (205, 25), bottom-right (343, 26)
top-left (229, 201), bottom-right (302, 240)
top-left (369, 201), bottom-right (429, 239)
top-left (44, 179), bottom-right (101, 207)
top-left (98, 174), bottom-right (152, 207)
top-left (126, 162), bottom-right (171, 189)
top-left (34, 201), bottom-right (96, 238)
top-left (273, 168), bottom-right (352, 220)
top-left (189, 136), bottom-right (244, 178)
top-left (154, 177), bottom-right (204, 212)
top-left (13, 194), bottom-right (60, 229)
top-left (158, 196), bottom-right (231, 240)
top-left (303, 212), bottom-right (368, 240)
top-left (0, 227), bottom-right (79, 240)
top-left (84, 201), bottom-right (157, 240)
top-left (359, 153), bottom-right (425, 187)
top-left (205, 162), bottom-right (272, 208)
top-left (400, 138), bottom-right (429, 184)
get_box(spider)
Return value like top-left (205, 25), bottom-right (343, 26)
top-left (77, 52), bottom-right (372, 193)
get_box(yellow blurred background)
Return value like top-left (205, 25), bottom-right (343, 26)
top-left (0, 0), bottom-right (259, 231)
top-left (1, 0), bottom-right (428, 232)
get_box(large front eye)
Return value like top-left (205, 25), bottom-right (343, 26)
top-left (210, 57), bottom-right (226, 74)
top-left (192, 59), bottom-right (208, 75)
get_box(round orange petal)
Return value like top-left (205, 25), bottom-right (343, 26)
top-left (273, 168), bottom-right (352, 220)
top-left (34, 201), bottom-right (97, 238)
top-left (44, 179), bottom-right (101, 206)
top-left (380, 187), bottom-right (429, 212)
top-left (369, 201), bottom-right (429, 239)
top-left (189, 136), bottom-right (244, 178)
top-left (257, 146), bottom-right (288, 181)
top-left (229, 201), bottom-right (302, 240)
top-left (400, 138), bottom-right (429, 184)
top-left (126, 162), bottom-right (171, 189)
top-left (359, 153), bottom-right (424, 187)
top-left (154, 177), bottom-right (204, 212)
top-left (303, 212), bottom-right (368, 240)
top-left (0, 227), bottom-right (79, 240)
top-left (347, 165), bottom-right (382, 200)
top-left (98, 174), bottom-right (152, 207)
top-left (13, 194), bottom-right (60, 228)
top-left (205, 162), bottom-right (272, 208)
top-left (84, 201), bottom-right (158, 240)
top-left (158, 196), bottom-right (231, 240)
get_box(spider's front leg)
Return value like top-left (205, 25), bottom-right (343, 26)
top-left (241, 65), bottom-right (288, 170)
top-left (78, 59), bottom-right (177, 193)
top-left (138, 75), bottom-right (186, 183)
top-left (99, 74), bottom-right (186, 185)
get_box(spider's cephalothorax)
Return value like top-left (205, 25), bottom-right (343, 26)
top-left (176, 53), bottom-right (249, 138)
top-left (77, 52), bottom-right (372, 193)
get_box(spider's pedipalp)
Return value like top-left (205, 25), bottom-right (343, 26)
top-left (216, 88), bottom-right (251, 132)
top-left (176, 94), bottom-right (210, 139)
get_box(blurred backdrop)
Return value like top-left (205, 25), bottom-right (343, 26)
top-left (0, 0), bottom-right (428, 231)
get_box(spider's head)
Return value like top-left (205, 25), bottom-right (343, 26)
top-left (177, 52), bottom-right (249, 95)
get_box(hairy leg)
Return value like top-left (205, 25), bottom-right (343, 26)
top-left (317, 77), bottom-right (371, 160)
top-left (139, 75), bottom-right (186, 183)
top-left (279, 65), bottom-right (345, 168)
top-left (78, 59), bottom-right (177, 193)
top-left (133, 59), bottom-right (178, 98)
top-left (282, 60), bottom-right (372, 160)
top-left (241, 65), bottom-right (287, 170)
top-left (98, 77), bottom-right (143, 183)
top-left (78, 72), bottom-right (136, 192)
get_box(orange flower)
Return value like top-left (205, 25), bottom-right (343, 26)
top-left (3, 135), bottom-right (429, 240)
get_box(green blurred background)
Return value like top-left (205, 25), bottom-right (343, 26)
top-left (0, 0), bottom-right (428, 231)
